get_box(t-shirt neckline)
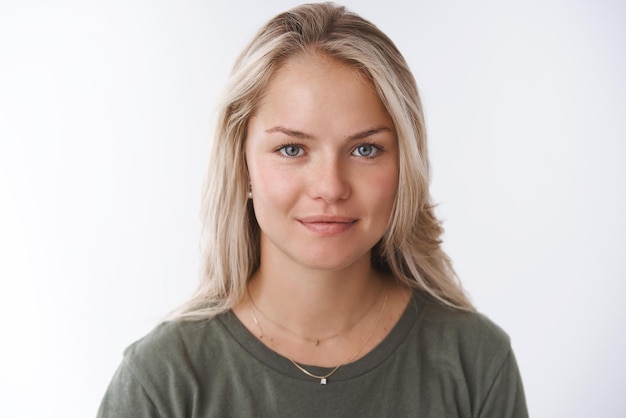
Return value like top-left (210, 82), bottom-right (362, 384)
top-left (218, 290), bottom-right (423, 384)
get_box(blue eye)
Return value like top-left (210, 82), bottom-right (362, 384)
top-left (279, 144), bottom-right (304, 157)
top-left (352, 144), bottom-right (379, 157)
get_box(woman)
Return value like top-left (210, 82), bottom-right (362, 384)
top-left (98, 3), bottom-right (527, 417)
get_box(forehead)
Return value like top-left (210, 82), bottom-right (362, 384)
top-left (277, 52), bottom-right (367, 81)
top-left (252, 53), bottom-right (392, 133)
top-left (265, 52), bottom-right (372, 98)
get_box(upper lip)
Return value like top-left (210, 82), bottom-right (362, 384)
top-left (297, 216), bottom-right (357, 223)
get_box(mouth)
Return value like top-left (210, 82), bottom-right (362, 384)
top-left (296, 216), bottom-right (357, 236)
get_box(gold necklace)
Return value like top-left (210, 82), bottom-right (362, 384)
top-left (247, 286), bottom-right (380, 346)
top-left (248, 289), bottom-right (388, 385)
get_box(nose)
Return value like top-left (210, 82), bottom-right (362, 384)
top-left (308, 157), bottom-right (351, 203)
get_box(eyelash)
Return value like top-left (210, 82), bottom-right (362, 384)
top-left (275, 142), bottom-right (383, 159)
top-left (352, 143), bottom-right (383, 159)
top-left (277, 143), bottom-right (305, 158)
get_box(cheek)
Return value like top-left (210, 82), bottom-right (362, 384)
top-left (253, 162), bottom-right (289, 193)
top-left (250, 164), bottom-right (300, 214)
top-left (367, 169), bottom-right (399, 211)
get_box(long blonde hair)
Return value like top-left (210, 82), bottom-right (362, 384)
top-left (169, 2), bottom-right (473, 320)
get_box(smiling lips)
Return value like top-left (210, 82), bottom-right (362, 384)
top-left (297, 216), bottom-right (357, 236)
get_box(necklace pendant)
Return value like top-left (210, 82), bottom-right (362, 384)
top-left (320, 378), bottom-right (327, 385)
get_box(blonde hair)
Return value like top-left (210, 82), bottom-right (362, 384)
top-left (169, 2), bottom-right (473, 320)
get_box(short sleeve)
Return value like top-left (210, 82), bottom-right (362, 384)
top-left (97, 359), bottom-right (160, 418)
top-left (477, 348), bottom-right (528, 418)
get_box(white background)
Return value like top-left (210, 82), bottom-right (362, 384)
top-left (1, 0), bottom-right (624, 417)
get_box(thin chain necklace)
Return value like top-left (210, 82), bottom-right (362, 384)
top-left (247, 286), bottom-right (380, 346)
top-left (248, 289), bottom-right (388, 385)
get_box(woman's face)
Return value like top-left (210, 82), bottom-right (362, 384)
top-left (245, 54), bottom-right (398, 273)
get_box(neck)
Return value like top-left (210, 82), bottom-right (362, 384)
top-left (248, 254), bottom-right (386, 339)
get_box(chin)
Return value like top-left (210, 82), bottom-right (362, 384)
top-left (294, 251), bottom-right (370, 272)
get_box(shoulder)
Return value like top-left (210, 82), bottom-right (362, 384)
top-left (397, 293), bottom-right (528, 416)
top-left (408, 293), bottom-right (515, 382)
top-left (120, 316), bottom-right (234, 392)
top-left (415, 294), bottom-right (511, 351)
top-left (99, 317), bottom-right (235, 417)
top-left (126, 319), bottom-right (214, 354)
top-left (123, 317), bottom-right (228, 369)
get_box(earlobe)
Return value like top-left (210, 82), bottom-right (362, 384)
top-left (244, 156), bottom-right (252, 199)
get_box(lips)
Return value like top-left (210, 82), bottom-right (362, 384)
top-left (296, 216), bottom-right (357, 236)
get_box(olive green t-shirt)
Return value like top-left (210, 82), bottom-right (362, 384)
top-left (98, 292), bottom-right (528, 417)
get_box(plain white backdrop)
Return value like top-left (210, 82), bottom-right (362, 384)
top-left (1, 0), bottom-right (624, 417)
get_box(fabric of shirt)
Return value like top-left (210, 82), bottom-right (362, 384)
top-left (97, 292), bottom-right (528, 417)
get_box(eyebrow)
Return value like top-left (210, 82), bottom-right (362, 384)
top-left (265, 126), bottom-right (393, 141)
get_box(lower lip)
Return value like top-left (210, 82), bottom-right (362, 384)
top-left (298, 221), bottom-right (356, 236)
